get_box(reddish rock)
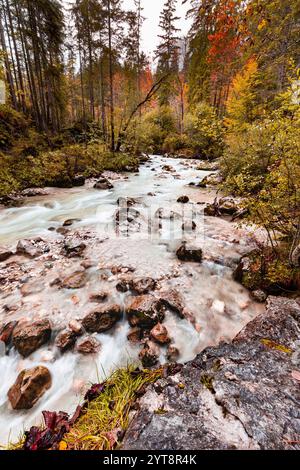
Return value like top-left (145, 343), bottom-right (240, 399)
top-left (76, 336), bottom-right (101, 354)
top-left (8, 366), bottom-right (52, 410)
top-left (16, 239), bottom-right (45, 258)
top-left (0, 321), bottom-right (18, 344)
top-left (130, 278), bottom-right (157, 295)
top-left (166, 345), bottom-right (180, 362)
top-left (139, 341), bottom-right (160, 368)
top-left (126, 295), bottom-right (165, 328)
top-left (55, 329), bottom-right (77, 352)
top-left (82, 304), bottom-right (123, 333)
top-left (89, 291), bottom-right (109, 303)
top-left (61, 271), bottom-right (87, 289)
top-left (63, 239), bottom-right (86, 258)
top-left (127, 327), bottom-right (143, 344)
top-left (159, 290), bottom-right (186, 319)
top-left (150, 323), bottom-right (171, 345)
top-left (0, 251), bottom-right (13, 262)
top-left (13, 319), bottom-right (52, 357)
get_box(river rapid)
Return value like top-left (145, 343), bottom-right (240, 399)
top-left (0, 155), bottom-right (264, 444)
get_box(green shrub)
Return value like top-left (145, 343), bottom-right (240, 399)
top-left (221, 87), bottom-right (300, 257)
top-left (0, 105), bottom-right (29, 150)
top-left (184, 102), bottom-right (225, 160)
top-left (162, 133), bottom-right (188, 154)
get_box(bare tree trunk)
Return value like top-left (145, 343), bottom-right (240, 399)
top-left (107, 0), bottom-right (115, 152)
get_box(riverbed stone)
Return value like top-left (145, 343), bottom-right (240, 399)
top-left (63, 218), bottom-right (81, 227)
top-left (76, 336), bottom-right (101, 354)
top-left (55, 329), bottom-right (77, 352)
top-left (126, 295), bottom-right (165, 328)
top-left (0, 321), bottom-right (18, 344)
top-left (8, 366), bottom-right (52, 410)
top-left (94, 178), bottom-right (114, 190)
top-left (127, 327), bottom-right (143, 344)
top-left (251, 290), bottom-right (267, 303)
top-left (158, 290), bottom-right (186, 319)
top-left (0, 250), bottom-right (14, 262)
top-left (150, 323), bottom-right (171, 345)
top-left (130, 278), bottom-right (157, 295)
top-left (166, 345), bottom-right (180, 362)
top-left (89, 291), bottom-right (109, 303)
top-left (82, 304), bottom-right (123, 333)
top-left (176, 243), bottom-right (203, 263)
top-left (177, 195), bottom-right (189, 204)
top-left (63, 239), bottom-right (86, 257)
top-left (16, 239), bottom-right (44, 258)
top-left (61, 271), bottom-right (87, 289)
top-left (139, 341), bottom-right (160, 368)
top-left (13, 319), bottom-right (52, 357)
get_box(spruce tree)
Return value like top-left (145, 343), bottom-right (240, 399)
top-left (155, 0), bottom-right (180, 106)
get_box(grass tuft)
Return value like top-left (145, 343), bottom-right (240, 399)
top-left (63, 366), bottom-right (162, 451)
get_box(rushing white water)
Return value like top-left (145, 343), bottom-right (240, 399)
top-left (0, 155), bottom-right (264, 444)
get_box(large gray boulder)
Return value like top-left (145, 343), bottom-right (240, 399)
top-left (122, 297), bottom-right (300, 450)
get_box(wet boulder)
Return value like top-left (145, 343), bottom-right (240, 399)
top-left (126, 295), bottom-right (165, 329)
top-left (130, 278), bottom-right (157, 295)
top-left (166, 345), bottom-right (180, 362)
top-left (0, 321), bottom-right (18, 344)
top-left (8, 366), bottom-right (52, 410)
top-left (61, 271), bottom-right (87, 289)
top-left (159, 290), bottom-right (186, 319)
top-left (82, 304), bottom-right (123, 333)
top-left (116, 279), bottom-right (132, 293)
top-left (139, 341), bottom-right (160, 368)
top-left (55, 329), bottom-right (77, 352)
top-left (89, 291), bottom-right (109, 303)
top-left (13, 319), bottom-right (52, 357)
top-left (251, 290), bottom-right (267, 303)
top-left (150, 323), bottom-right (171, 345)
top-left (218, 197), bottom-right (239, 215)
top-left (16, 239), bottom-right (46, 258)
top-left (176, 243), bottom-right (203, 263)
top-left (76, 336), bottom-right (101, 355)
top-left (63, 239), bottom-right (86, 257)
top-left (94, 178), bottom-right (114, 190)
top-left (177, 195), bottom-right (189, 204)
top-left (204, 203), bottom-right (218, 217)
top-left (0, 250), bottom-right (14, 262)
top-left (127, 327), bottom-right (143, 344)
top-left (63, 218), bottom-right (81, 227)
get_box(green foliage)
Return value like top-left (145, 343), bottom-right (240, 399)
top-left (184, 102), bottom-right (225, 160)
top-left (0, 143), bottom-right (138, 198)
top-left (162, 133), bottom-right (188, 154)
top-left (129, 106), bottom-right (177, 154)
top-left (0, 105), bottom-right (29, 150)
top-left (222, 86), bottom-right (300, 257)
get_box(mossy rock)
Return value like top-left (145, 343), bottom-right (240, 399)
top-left (234, 249), bottom-right (300, 295)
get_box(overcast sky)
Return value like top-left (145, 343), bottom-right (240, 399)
top-left (123, 0), bottom-right (192, 58)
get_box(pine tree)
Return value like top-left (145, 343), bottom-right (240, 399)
top-left (155, 0), bottom-right (180, 106)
